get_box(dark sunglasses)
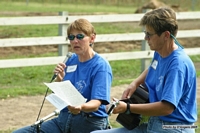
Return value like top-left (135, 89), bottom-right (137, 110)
top-left (143, 31), bottom-right (157, 39)
top-left (68, 34), bottom-right (85, 41)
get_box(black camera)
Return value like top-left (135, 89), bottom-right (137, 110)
top-left (116, 84), bottom-right (149, 130)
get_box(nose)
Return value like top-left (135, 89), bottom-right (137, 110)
top-left (144, 36), bottom-right (149, 40)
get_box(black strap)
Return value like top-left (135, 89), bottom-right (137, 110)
top-left (124, 102), bottom-right (131, 114)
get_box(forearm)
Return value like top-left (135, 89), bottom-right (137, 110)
top-left (129, 101), bottom-right (174, 116)
top-left (81, 100), bottom-right (101, 113)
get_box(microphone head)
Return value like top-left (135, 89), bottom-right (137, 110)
top-left (63, 52), bottom-right (73, 63)
top-left (67, 52), bottom-right (73, 58)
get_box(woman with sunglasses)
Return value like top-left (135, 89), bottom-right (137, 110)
top-left (13, 18), bottom-right (113, 133)
top-left (92, 7), bottom-right (197, 133)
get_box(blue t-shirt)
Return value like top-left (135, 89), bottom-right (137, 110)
top-left (62, 52), bottom-right (112, 117)
top-left (145, 47), bottom-right (197, 123)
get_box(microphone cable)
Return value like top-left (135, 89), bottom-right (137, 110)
top-left (31, 77), bottom-right (54, 133)
top-left (32, 52), bottom-right (72, 133)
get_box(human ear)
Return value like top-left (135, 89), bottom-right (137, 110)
top-left (90, 33), bottom-right (96, 44)
top-left (164, 31), bottom-right (171, 40)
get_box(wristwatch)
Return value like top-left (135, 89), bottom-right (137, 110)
top-left (124, 102), bottom-right (131, 114)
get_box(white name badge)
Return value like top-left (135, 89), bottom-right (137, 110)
top-left (66, 65), bottom-right (77, 73)
top-left (151, 60), bottom-right (158, 70)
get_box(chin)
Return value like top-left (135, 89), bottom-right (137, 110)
top-left (149, 45), bottom-right (154, 50)
top-left (73, 49), bottom-right (81, 53)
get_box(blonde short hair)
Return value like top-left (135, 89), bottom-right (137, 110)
top-left (67, 18), bottom-right (96, 37)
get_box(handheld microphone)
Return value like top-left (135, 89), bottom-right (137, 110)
top-left (51, 52), bottom-right (73, 82)
top-left (32, 109), bottom-right (60, 126)
top-left (107, 98), bottom-right (119, 115)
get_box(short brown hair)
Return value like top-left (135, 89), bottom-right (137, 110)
top-left (139, 7), bottom-right (178, 36)
top-left (67, 18), bottom-right (96, 37)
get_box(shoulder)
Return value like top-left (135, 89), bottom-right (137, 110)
top-left (168, 48), bottom-right (195, 73)
top-left (94, 52), bottom-right (110, 64)
top-left (93, 53), bottom-right (112, 70)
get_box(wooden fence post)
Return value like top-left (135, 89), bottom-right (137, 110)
top-left (141, 38), bottom-right (150, 72)
top-left (141, 9), bottom-right (151, 72)
top-left (26, 0), bottom-right (29, 5)
top-left (58, 11), bottom-right (68, 56)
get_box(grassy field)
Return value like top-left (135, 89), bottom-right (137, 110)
top-left (0, 1), bottom-right (199, 132)
top-left (0, 0), bottom-right (200, 12)
top-left (0, 0), bottom-right (199, 97)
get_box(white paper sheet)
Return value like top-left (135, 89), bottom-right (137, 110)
top-left (44, 80), bottom-right (87, 110)
top-left (46, 93), bottom-right (68, 110)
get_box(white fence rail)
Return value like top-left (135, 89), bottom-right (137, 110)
top-left (0, 11), bottom-right (200, 68)
top-left (1, 12), bottom-right (200, 25)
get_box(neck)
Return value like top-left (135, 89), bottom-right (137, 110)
top-left (78, 50), bottom-right (95, 62)
top-left (159, 42), bottom-right (178, 58)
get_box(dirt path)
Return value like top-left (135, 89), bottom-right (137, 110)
top-left (0, 84), bottom-right (127, 131)
top-left (0, 80), bottom-right (199, 131)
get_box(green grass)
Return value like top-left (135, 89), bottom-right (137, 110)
top-left (0, 23), bottom-right (141, 42)
top-left (0, 65), bottom-right (53, 98)
top-left (0, 1), bottom-right (137, 15)
top-left (0, 25), bottom-right (58, 38)
top-left (0, 0), bottom-right (200, 13)
top-left (1, 55), bottom-right (199, 99)
top-left (0, 59), bottom-right (140, 99)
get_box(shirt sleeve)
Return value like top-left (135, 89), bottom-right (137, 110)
top-left (90, 70), bottom-right (112, 105)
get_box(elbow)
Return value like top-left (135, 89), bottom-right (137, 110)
top-left (164, 108), bottom-right (174, 115)
top-left (162, 101), bottom-right (175, 115)
top-left (93, 107), bottom-right (99, 112)
top-left (90, 105), bottom-right (99, 112)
